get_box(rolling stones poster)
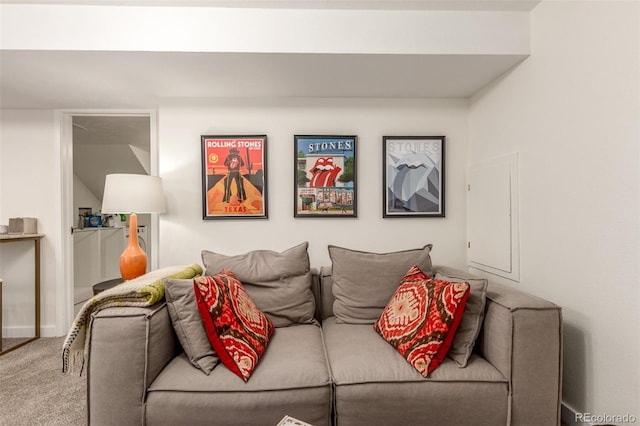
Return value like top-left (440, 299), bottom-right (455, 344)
top-left (383, 136), bottom-right (445, 218)
top-left (201, 135), bottom-right (267, 219)
top-left (294, 135), bottom-right (357, 218)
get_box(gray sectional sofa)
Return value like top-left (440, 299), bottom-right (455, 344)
top-left (85, 243), bottom-right (562, 426)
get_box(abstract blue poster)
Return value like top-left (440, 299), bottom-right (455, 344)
top-left (383, 136), bottom-right (445, 217)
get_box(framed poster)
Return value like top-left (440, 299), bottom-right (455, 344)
top-left (201, 135), bottom-right (268, 219)
top-left (383, 136), bottom-right (445, 217)
top-left (294, 135), bottom-right (357, 218)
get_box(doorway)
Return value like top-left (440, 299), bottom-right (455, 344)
top-left (59, 111), bottom-right (158, 330)
top-left (72, 115), bottom-right (151, 311)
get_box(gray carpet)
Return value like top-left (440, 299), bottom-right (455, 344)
top-left (0, 337), bottom-right (86, 425)
top-left (2, 337), bottom-right (30, 352)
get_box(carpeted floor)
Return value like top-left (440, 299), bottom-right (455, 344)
top-left (0, 337), bottom-right (86, 425)
top-left (2, 337), bottom-right (29, 352)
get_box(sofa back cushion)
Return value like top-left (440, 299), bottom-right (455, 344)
top-left (320, 267), bottom-right (335, 320)
top-left (434, 266), bottom-right (488, 367)
top-left (328, 244), bottom-right (433, 324)
top-left (164, 277), bottom-right (219, 375)
top-left (202, 242), bottom-right (316, 328)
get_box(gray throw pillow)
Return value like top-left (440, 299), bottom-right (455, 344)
top-left (435, 267), bottom-right (488, 368)
top-left (201, 242), bottom-right (315, 327)
top-left (329, 244), bottom-right (433, 324)
top-left (164, 278), bottom-right (219, 375)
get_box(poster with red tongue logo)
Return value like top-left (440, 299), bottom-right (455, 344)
top-left (201, 135), bottom-right (268, 219)
top-left (294, 135), bottom-right (357, 218)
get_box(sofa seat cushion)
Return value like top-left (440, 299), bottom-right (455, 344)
top-left (322, 317), bottom-right (509, 426)
top-left (146, 323), bottom-right (331, 426)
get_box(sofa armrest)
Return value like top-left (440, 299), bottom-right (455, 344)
top-left (87, 303), bottom-right (177, 426)
top-left (479, 282), bottom-right (562, 426)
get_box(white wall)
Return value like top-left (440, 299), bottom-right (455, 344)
top-left (73, 173), bottom-right (101, 218)
top-left (158, 98), bottom-right (469, 269)
top-left (469, 0), bottom-right (639, 422)
top-left (0, 109), bottom-right (61, 337)
top-left (0, 98), bottom-right (469, 337)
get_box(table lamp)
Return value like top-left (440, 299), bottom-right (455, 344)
top-left (101, 174), bottom-right (166, 280)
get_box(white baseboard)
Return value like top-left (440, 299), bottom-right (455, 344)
top-left (2, 324), bottom-right (59, 338)
top-left (562, 402), bottom-right (639, 426)
top-left (562, 403), bottom-right (585, 426)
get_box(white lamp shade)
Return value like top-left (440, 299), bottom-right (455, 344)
top-left (101, 174), bottom-right (166, 214)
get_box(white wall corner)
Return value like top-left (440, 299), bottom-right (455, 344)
top-left (562, 403), bottom-right (584, 426)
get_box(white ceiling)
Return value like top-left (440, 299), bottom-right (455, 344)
top-left (0, 51), bottom-right (527, 109)
top-left (73, 115), bottom-right (150, 149)
top-left (72, 115), bottom-right (151, 201)
top-left (0, 0), bottom-right (538, 109)
top-left (0, 1), bottom-right (540, 11)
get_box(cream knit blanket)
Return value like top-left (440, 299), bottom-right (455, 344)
top-left (62, 264), bottom-right (202, 375)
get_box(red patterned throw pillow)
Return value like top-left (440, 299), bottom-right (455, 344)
top-left (374, 265), bottom-right (470, 377)
top-left (194, 271), bottom-right (274, 381)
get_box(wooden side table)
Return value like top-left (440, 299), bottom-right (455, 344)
top-left (0, 278), bottom-right (3, 352)
top-left (93, 277), bottom-right (124, 295)
top-left (0, 234), bottom-right (43, 356)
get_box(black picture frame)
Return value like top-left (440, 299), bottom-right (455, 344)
top-left (201, 135), bottom-right (268, 220)
top-left (383, 136), bottom-right (445, 218)
top-left (294, 135), bottom-right (357, 218)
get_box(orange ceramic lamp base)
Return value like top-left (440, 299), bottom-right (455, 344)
top-left (120, 213), bottom-right (147, 280)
